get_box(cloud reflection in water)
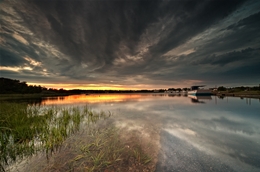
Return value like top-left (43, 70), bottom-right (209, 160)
top-left (41, 94), bottom-right (260, 171)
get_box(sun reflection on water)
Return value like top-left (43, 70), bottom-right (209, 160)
top-left (42, 94), bottom-right (145, 105)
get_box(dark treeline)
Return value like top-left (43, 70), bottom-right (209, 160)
top-left (217, 86), bottom-right (260, 91)
top-left (0, 78), bottom-right (42, 94)
top-left (1, 77), bottom-right (259, 94)
top-left (0, 77), bottom-right (154, 94)
top-left (0, 77), bottom-right (79, 94)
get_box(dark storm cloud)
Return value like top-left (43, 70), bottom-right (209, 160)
top-left (0, 0), bottom-right (259, 87)
top-left (220, 62), bottom-right (260, 79)
top-left (194, 12), bottom-right (260, 58)
top-left (0, 33), bottom-right (42, 64)
top-left (148, 0), bottom-right (246, 56)
top-left (224, 11), bottom-right (260, 31)
top-left (0, 47), bottom-right (26, 66)
top-left (0, 67), bottom-right (74, 84)
top-left (196, 48), bottom-right (260, 66)
top-left (145, 5), bottom-right (260, 85)
top-left (30, 0), bottom-right (161, 61)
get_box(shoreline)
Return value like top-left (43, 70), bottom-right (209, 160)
top-left (1, 91), bottom-right (260, 101)
top-left (212, 92), bottom-right (260, 99)
top-left (0, 93), bottom-right (74, 100)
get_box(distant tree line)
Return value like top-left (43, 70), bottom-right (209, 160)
top-left (217, 86), bottom-right (260, 92)
top-left (0, 78), bottom-right (43, 94)
top-left (0, 78), bottom-right (155, 94)
top-left (1, 77), bottom-right (259, 94)
top-left (168, 88), bottom-right (189, 92)
top-left (0, 77), bottom-right (68, 94)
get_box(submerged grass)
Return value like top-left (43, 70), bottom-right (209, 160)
top-left (1, 102), bottom-right (153, 172)
top-left (43, 126), bottom-right (153, 172)
top-left (0, 102), bottom-right (108, 171)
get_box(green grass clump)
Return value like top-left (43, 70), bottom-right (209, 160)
top-left (0, 102), bottom-right (107, 171)
top-left (64, 127), bottom-right (152, 172)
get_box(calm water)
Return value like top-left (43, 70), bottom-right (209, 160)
top-left (36, 94), bottom-right (260, 171)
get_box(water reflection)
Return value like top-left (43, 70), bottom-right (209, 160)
top-left (188, 95), bottom-right (212, 104)
top-left (41, 94), bottom-right (145, 105)
top-left (3, 97), bottom-right (44, 105)
top-left (12, 93), bottom-right (260, 171)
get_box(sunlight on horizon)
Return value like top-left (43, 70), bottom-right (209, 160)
top-left (27, 82), bottom-right (187, 90)
top-left (28, 83), bottom-right (131, 90)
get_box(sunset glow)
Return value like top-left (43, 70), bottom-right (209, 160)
top-left (27, 82), bottom-right (188, 90)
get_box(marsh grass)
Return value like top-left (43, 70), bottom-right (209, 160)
top-left (1, 102), bottom-right (153, 172)
top-left (69, 126), bottom-right (152, 171)
top-left (0, 102), bottom-right (108, 171)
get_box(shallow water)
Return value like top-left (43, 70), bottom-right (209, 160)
top-left (24, 94), bottom-right (260, 171)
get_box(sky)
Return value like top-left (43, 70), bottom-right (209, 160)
top-left (0, 0), bottom-right (260, 90)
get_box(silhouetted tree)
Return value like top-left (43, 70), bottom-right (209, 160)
top-left (217, 86), bottom-right (227, 91)
top-left (176, 88), bottom-right (182, 92)
top-left (182, 88), bottom-right (188, 91)
top-left (0, 77), bottom-right (43, 94)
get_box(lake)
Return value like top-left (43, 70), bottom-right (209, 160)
top-left (7, 93), bottom-right (260, 171)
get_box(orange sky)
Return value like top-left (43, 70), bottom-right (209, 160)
top-left (27, 82), bottom-right (190, 90)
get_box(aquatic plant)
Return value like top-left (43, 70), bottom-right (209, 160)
top-left (1, 102), bottom-right (153, 171)
top-left (0, 102), bottom-right (106, 171)
top-left (46, 126), bottom-right (152, 172)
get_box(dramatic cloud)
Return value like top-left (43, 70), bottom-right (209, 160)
top-left (0, 0), bottom-right (259, 89)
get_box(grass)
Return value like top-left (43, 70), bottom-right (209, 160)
top-left (0, 102), bottom-right (108, 171)
top-left (44, 126), bottom-right (153, 172)
top-left (1, 102), bottom-right (153, 172)
top-left (75, 127), bottom-right (125, 171)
